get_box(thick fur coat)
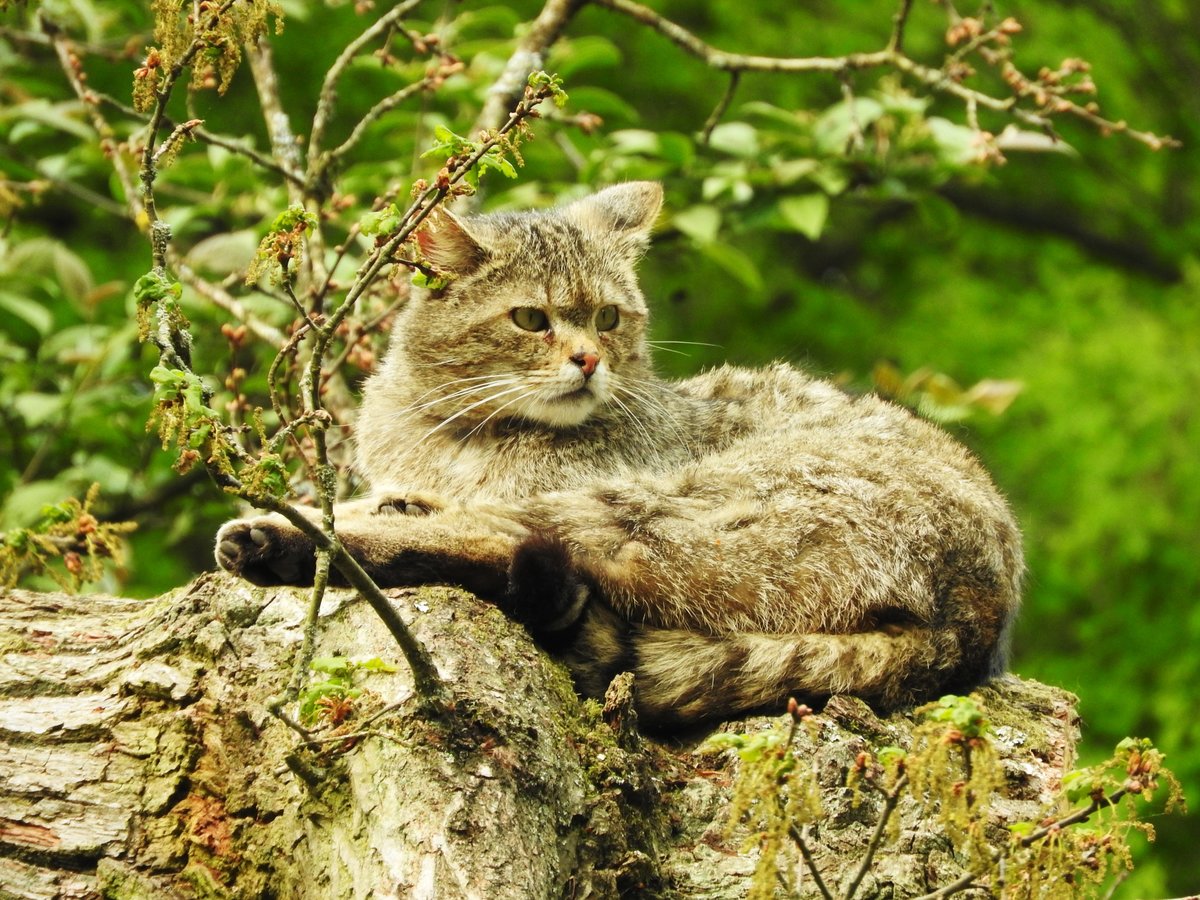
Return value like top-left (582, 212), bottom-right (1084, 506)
top-left (217, 182), bottom-right (1022, 726)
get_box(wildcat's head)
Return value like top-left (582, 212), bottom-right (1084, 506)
top-left (389, 181), bottom-right (663, 429)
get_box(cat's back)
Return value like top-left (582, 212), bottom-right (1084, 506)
top-left (672, 361), bottom-right (991, 478)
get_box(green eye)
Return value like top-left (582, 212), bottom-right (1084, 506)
top-left (595, 305), bottom-right (620, 331)
top-left (511, 307), bottom-right (550, 331)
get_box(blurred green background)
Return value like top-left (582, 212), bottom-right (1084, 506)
top-left (1, 0), bottom-right (1196, 892)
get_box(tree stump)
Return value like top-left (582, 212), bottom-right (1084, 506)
top-left (0, 576), bottom-right (1078, 898)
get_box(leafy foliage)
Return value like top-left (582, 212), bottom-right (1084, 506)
top-left (713, 696), bottom-right (1184, 899)
top-left (298, 655), bottom-right (398, 727)
top-left (0, 483), bottom-right (135, 590)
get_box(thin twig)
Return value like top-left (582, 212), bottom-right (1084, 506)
top-left (326, 79), bottom-right (434, 167)
top-left (1098, 870), bottom-right (1129, 900)
top-left (841, 773), bottom-right (909, 899)
top-left (307, 0), bottom-right (425, 176)
top-left (888, 0), bottom-right (916, 53)
top-left (910, 871), bottom-right (984, 900)
top-left (40, 14), bottom-right (143, 222)
top-left (169, 253), bottom-right (288, 346)
top-left (700, 71), bottom-right (740, 144)
top-left (267, 698), bottom-right (316, 741)
top-left (788, 824), bottom-right (835, 900)
top-left (471, 0), bottom-right (585, 134)
top-left (94, 91), bottom-right (304, 185)
top-left (593, 0), bottom-right (889, 73)
top-left (303, 727), bottom-right (406, 748)
top-left (284, 547), bottom-right (333, 701)
top-left (1018, 788), bottom-right (1128, 847)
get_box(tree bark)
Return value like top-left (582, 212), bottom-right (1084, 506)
top-left (0, 577), bottom-right (1078, 899)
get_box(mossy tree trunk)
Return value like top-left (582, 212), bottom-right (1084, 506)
top-left (0, 576), bottom-right (1078, 899)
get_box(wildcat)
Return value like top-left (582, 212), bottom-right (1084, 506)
top-left (216, 182), bottom-right (1022, 727)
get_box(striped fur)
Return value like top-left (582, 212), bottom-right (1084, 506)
top-left (216, 182), bottom-right (1022, 726)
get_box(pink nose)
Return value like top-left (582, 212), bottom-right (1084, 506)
top-left (570, 351), bottom-right (600, 378)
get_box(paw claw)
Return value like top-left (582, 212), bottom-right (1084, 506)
top-left (374, 492), bottom-right (444, 517)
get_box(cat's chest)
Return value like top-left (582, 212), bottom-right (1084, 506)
top-left (396, 428), bottom-right (628, 502)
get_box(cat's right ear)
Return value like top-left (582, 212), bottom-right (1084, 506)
top-left (567, 182), bottom-right (663, 245)
top-left (415, 210), bottom-right (488, 276)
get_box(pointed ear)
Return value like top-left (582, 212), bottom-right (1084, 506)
top-left (566, 182), bottom-right (663, 243)
top-left (415, 209), bottom-right (488, 275)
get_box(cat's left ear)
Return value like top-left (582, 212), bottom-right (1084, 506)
top-left (566, 182), bottom-right (663, 246)
top-left (415, 209), bottom-right (489, 276)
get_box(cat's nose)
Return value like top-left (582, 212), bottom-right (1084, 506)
top-left (570, 351), bottom-right (600, 378)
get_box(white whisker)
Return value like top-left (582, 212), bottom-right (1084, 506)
top-left (397, 375), bottom-right (519, 417)
top-left (462, 388), bottom-right (543, 440)
top-left (607, 391), bottom-right (658, 451)
top-left (612, 378), bottom-right (694, 456)
top-left (413, 382), bottom-right (532, 446)
top-left (645, 342), bottom-right (691, 357)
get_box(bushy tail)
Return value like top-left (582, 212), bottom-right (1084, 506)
top-left (622, 625), bottom-right (969, 727)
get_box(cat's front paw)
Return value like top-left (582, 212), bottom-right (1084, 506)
top-left (372, 491), bottom-right (446, 517)
top-left (215, 517), bottom-right (316, 586)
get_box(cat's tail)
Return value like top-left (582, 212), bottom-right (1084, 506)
top-left (621, 625), bottom-right (967, 727)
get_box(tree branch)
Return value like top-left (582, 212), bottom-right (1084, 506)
top-left (788, 823), bottom-right (835, 900)
top-left (841, 774), bottom-right (909, 899)
top-left (94, 91), bottom-right (304, 186)
top-left (471, 0), bottom-right (585, 134)
top-left (245, 34), bottom-right (305, 204)
top-left (307, 0), bottom-right (425, 181)
top-left (591, 0), bottom-right (1178, 149)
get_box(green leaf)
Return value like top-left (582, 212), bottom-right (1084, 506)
top-left (185, 231), bottom-right (259, 277)
top-left (526, 70), bottom-right (568, 107)
top-left (360, 205), bottom-right (402, 236)
top-left (134, 272), bottom-right (183, 306)
top-left (706, 122), bottom-right (760, 158)
top-left (564, 87), bottom-right (638, 123)
top-left (671, 205), bottom-right (721, 244)
top-left (926, 117), bottom-right (978, 166)
top-left (697, 242), bottom-right (764, 296)
top-left (12, 392), bottom-right (63, 427)
top-left (771, 158), bottom-right (821, 186)
top-left (0, 291), bottom-right (53, 335)
top-left (310, 656), bottom-right (353, 676)
top-left (814, 98), bottom-right (884, 154)
top-left (655, 133), bottom-right (696, 168)
top-left (548, 36), bottom-right (621, 79)
top-left (0, 99), bottom-right (94, 141)
top-left (777, 194), bottom-right (829, 240)
top-left (356, 657), bottom-right (398, 673)
top-left (6, 238), bottom-right (94, 304)
top-left (609, 129), bottom-right (661, 156)
top-left (741, 101), bottom-right (805, 129)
